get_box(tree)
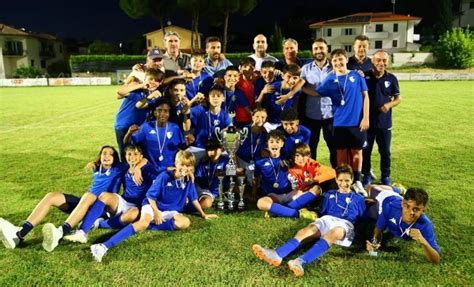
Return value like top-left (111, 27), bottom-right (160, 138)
top-left (209, 0), bottom-right (257, 53)
top-left (119, 0), bottom-right (176, 37)
top-left (177, 0), bottom-right (210, 52)
top-left (88, 40), bottom-right (120, 55)
top-left (269, 23), bottom-right (284, 52)
top-left (434, 28), bottom-right (474, 69)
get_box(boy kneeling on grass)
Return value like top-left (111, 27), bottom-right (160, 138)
top-left (252, 164), bottom-right (366, 277)
top-left (366, 184), bottom-right (440, 264)
top-left (90, 151), bottom-right (218, 263)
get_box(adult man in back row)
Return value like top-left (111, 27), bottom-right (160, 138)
top-left (249, 34), bottom-right (278, 71)
top-left (203, 36), bottom-right (233, 77)
top-left (347, 35), bottom-right (372, 74)
top-left (162, 31), bottom-right (191, 74)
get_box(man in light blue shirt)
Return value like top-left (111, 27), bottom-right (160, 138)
top-left (299, 38), bottom-right (336, 167)
top-left (203, 36), bottom-right (233, 77)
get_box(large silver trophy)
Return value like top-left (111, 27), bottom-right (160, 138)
top-left (216, 113), bottom-right (246, 210)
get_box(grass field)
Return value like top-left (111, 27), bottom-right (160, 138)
top-left (0, 82), bottom-right (473, 285)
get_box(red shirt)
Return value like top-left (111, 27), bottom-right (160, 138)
top-left (235, 75), bottom-right (255, 123)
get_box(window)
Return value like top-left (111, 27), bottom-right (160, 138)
top-left (41, 60), bottom-right (46, 68)
top-left (344, 28), bottom-right (353, 35)
top-left (376, 24), bottom-right (383, 32)
top-left (470, 1), bottom-right (474, 9)
top-left (327, 45), bottom-right (332, 52)
top-left (375, 41), bottom-right (383, 49)
top-left (31, 59), bottom-right (35, 66)
top-left (4, 41), bottom-right (23, 55)
top-left (326, 28), bottom-right (332, 37)
top-left (392, 40), bottom-right (398, 48)
top-left (147, 39), bottom-right (152, 47)
top-left (59, 45), bottom-right (63, 53)
top-left (393, 23), bottom-right (398, 33)
top-left (344, 45), bottom-right (352, 53)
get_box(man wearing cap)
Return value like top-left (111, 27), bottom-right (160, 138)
top-left (163, 31), bottom-right (191, 74)
top-left (249, 34), bottom-right (278, 71)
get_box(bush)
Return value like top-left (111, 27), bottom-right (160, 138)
top-left (47, 60), bottom-right (71, 77)
top-left (14, 65), bottom-right (43, 78)
top-left (434, 28), bottom-right (474, 68)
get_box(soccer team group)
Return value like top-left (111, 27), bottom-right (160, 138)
top-left (0, 32), bottom-right (440, 276)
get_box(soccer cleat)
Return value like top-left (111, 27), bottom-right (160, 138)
top-left (352, 181), bottom-right (368, 197)
top-left (92, 217), bottom-right (104, 230)
top-left (90, 244), bottom-right (108, 263)
top-left (299, 208), bottom-right (317, 221)
top-left (287, 258), bottom-right (305, 277)
top-left (362, 175), bottom-right (372, 188)
top-left (381, 177), bottom-right (391, 186)
top-left (63, 229), bottom-right (88, 244)
top-left (42, 223), bottom-right (63, 252)
top-left (252, 244), bottom-right (282, 267)
top-left (0, 218), bottom-right (21, 249)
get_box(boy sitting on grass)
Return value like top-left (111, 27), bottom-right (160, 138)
top-left (252, 164), bottom-right (366, 277)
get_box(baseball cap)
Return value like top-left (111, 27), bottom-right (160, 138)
top-left (147, 48), bottom-right (164, 60)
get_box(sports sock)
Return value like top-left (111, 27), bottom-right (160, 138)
top-left (61, 222), bottom-right (72, 236)
top-left (17, 221), bottom-right (34, 239)
top-left (300, 238), bottom-right (330, 264)
top-left (99, 215), bottom-right (127, 229)
top-left (269, 203), bottom-right (299, 218)
top-left (103, 224), bottom-right (136, 249)
top-left (149, 219), bottom-right (175, 231)
top-left (80, 200), bottom-right (106, 233)
top-left (287, 192), bottom-right (317, 210)
top-left (276, 238), bottom-right (300, 258)
top-left (354, 171), bottom-right (361, 182)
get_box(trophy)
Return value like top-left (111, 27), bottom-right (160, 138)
top-left (216, 113), bottom-right (246, 211)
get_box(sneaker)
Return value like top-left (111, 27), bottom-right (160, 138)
top-left (42, 223), bottom-right (63, 252)
top-left (92, 217), bottom-right (104, 230)
top-left (362, 175), bottom-right (372, 188)
top-left (352, 181), bottom-right (368, 197)
top-left (288, 258), bottom-right (305, 277)
top-left (0, 218), bottom-right (21, 249)
top-left (252, 244), bottom-right (282, 267)
top-left (381, 177), bottom-right (391, 186)
top-left (369, 169), bottom-right (377, 180)
top-left (299, 208), bottom-right (317, 221)
top-left (392, 182), bottom-right (407, 195)
top-left (90, 244), bottom-right (108, 263)
top-left (63, 229), bottom-right (88, 244)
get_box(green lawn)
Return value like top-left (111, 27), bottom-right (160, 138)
top-left (0, 83), bottom-right (473, 285)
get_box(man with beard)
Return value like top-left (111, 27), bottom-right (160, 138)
top-left (203, 36), bottom-right (233, 77)
top-left (299, 38), bottom-right (336, 167)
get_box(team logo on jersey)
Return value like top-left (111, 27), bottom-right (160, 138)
top-left (365, 76), bottom-right (371, 80)
top-left (294, 139), bottom-right (300, 144)
top-left (349, 76), bottom-right (355, 82)
top-left (389, 218), bottom-right (397, 225)
top-left (213, 119), bottom-right (220, 126)
top-left (149, 130), bottom-right (157, 135)
top-left (166, 182), bottom-right (173, 187)
top-left (166, 131), bottom-right (173, 139)
top-left (264, 162), bottom-right (271, 167)
top-left (346, 197), bottom-right (352, 204)
top-left (329, 194), bottom-right (335, 199)
top-left (334, 79), bottom-right (339, 83)
top-left (384, 81), bottom-right (391, 88)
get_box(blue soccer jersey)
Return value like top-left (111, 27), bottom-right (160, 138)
top-left (262, 81), bottom-right (301, 124)
top-left (254, 75), bottom-right (283, 102)
top-left (89, 163), bottom-right (127, 196)
top-left (347, 56), bottom-right (372, 73)
top-left (317, 71), bottom-right (368, 127)
top-left (223, 88), bottom-right (249, 115)
top-left (131, 121), bottom-right (185, 172)
top-left (255, 157), bottom-right (292, 195)
top-left (195, 155), bottom-right (230, 197)
top-left (364, 70), bottom-right (401, 129)
top-left (190, 105), bottom-right (231, 148)
top-left (144, 171), bottom-right (198, 212)
top-left (122, 162), bottom-right (158, 206)
top-left (236, 125), bottom-right (267, 163)
top-left (320, 189), bottom-right (366, 224)
top-left (376, 196), bottom-right (440, 253)
top-left (280, 125), bottom-right (311, 160)
top-left (186, 71), bottom-right (211, 100)
top-left (114, 90), bottom-right (149, 130)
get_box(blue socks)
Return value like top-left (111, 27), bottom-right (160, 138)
top-left (269, 192), bottom-right (317, 218)
top-left (17, 221), bottom-right (34, 239)
top-left (99, 215), bottom-right (127, 229)
top-left (300, 239), bottom-right (330, 264)
top-left (148, 219), bottom-right (175, 231)
top-left (287, 192), bottom-right (317, 209)
top-left (354, 171), bottom-right (361, 181)
top-left (103, 224), bottom-right (136, 249)
top-left (80, 200), bottom-right (106, 233)
top-left (276, 238), bottom-right (300, 258)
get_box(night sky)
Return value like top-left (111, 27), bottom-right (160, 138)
top-left (2, 0), bottom-right (394, 44)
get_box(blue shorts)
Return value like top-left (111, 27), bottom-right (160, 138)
top-left (334, 126), bottom-right (367, 149)
top-left (61, 193), bottom-right (81, 214)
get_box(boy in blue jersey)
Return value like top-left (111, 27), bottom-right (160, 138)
top-left (222, 66), bottom-right (251, 120)
top-left (317, 49), bottom-right (370, 196)
top-left (236, 108), bottom-right (268, 186)
top-left (362, 50), bottom-right (402, 187)
top-left (278, 108), bottom-right (311, 160)
top-left (255, 130), bottom-right (319, 220)
top-left (183, 85), bottom-right (231, 164)
top-left (366, 185), bottom-right (440, 264)
top-left (254, 61), bottom-right (281, 102)
top-left (124, 98), bottom-right (186, 173)
top-left (63, 145), bottom-right (157, 244)
top-left (194, 139), bottom-right (230, 209)
top-left (90, 151), bottom-right (218, 263)
top-left (252, 165), bottom-right (366, 277)
top-left (186, 53), bottom-right (211, 100)
top-left (115, 68), bottom-right (165, 160)
top-left (255, 64), bottom-right (305, 131)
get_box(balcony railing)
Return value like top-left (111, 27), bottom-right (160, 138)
top-left (3, 49), bottom-right (25, 56)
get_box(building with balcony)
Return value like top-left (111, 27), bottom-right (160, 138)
top-left (0, 24), bottom-right (65, 79)
top-left (144, 25), bottom-right (201, 53)
top-left (309, 12), bottom-right (422, 54)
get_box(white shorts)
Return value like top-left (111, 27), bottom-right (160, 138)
top-left (314, 215), bottom-right (355, 247)
top-left (268, 190), bottom-right (299, 204)
top-left (196, 186), bottom-right (216, 200)
top-left (113, 193), bottom-right (138, 214)
top-left (141, 204), bottom-right (179, 222)
top-left (264, 122), bottom-right (281, 132)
